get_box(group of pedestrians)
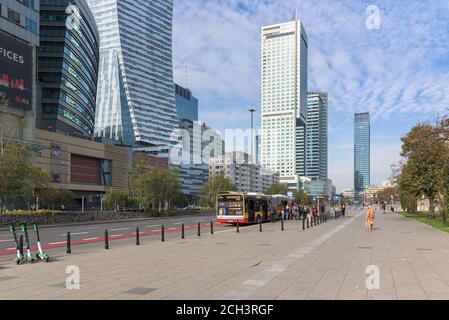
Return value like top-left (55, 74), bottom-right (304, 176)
top-left (267, 201), bottom-right (327, 223)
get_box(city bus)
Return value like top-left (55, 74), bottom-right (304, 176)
top-left (216, 192), bottom-right (272, 224)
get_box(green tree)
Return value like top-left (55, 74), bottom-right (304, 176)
top-left (39, 188), bottom-right (73, 210)
top-left (104, 189), bottom-right (130, 212)
top-left (398, 123), bottom-right (449, 218)
top-left (293, 189), bottom-right (312, 205)
top-left (266, 182), bottom-right (289, 196)
top-left (0, 144), bottom-right (50, 212)
top-left (129, 161), bottom-right (184, 212)
top-left (200, 172), bottom-right (236, 208)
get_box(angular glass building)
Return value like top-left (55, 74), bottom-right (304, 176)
top-left (354, 112), bottom-right (370, 201)
top-left (87, 0), bottom-right (179, 147)
top-left (38, 0), bottom-right (100, 138)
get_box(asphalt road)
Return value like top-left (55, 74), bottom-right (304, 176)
top-left (0, 213), bottom-right (241, 264)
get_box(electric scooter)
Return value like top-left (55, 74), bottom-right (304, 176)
top-left (32, 222), bottom-right (49, 262)
top-left (20, 223), bottom-right (34, 263)
top-left (8, 223), bottom-right (24, 265)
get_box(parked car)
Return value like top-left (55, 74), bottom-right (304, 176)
top-left (182, 205), bottom-right (201, 211)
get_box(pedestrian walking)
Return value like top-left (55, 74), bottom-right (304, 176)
top-left (365, 205), bottom-right (375, 231)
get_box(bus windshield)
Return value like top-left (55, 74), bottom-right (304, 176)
top-left (217, 194), bottom-right (243, 216)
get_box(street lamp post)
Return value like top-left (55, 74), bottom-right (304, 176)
top-left (249, 108), bottom-right (256, 192)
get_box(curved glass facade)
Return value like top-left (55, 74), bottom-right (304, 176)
top-left (38, 0), bottom-right (99, 138)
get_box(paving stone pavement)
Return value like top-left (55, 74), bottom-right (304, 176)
top-left (1, 209), bottom-right (449, 300)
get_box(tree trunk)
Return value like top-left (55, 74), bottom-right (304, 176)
top-left (429, 198), bottom-right (436, 219)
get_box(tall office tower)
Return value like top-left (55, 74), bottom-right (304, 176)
top-left (354, 112), bottom-right (371, 201)
top-left (0, 0), bottom-right (39, 145)
top-left (306, 91), bottom-right (328, 181)
top-left (260, 13), bottom-right (308, 190)
top-left (87, 0), bottom-right (179, 146)
top-left (175, 84), bottom-right (198, 122)
top-left (38, 0), bottom-right (99, 138)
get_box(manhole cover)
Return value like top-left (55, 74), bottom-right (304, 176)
top-left (259, 244), bottom-right (271, 247)
top-left (126, 287), bottom-right (157, 295)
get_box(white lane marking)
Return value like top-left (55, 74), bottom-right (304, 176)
top-left (110, 228), bottom-right (130, 232)
top-left (6, 247), bottom-right (15, 250)
top-left (0, 239), bottom-right (14, 243)
top-left (145, 225), bottom-right (160, 228)
top-left (61, 232), bottom-right (89, 237)
top-left (110, 234), bottom-right (124, 238)
top-left (220, 212), bottom-right (363, 300)
top-left (50, 242), bottom-right (66, 245)
top-left (173, 222), bottom-right (185, 225)
top-left (82, 237), bottom-right (99, 241)
top-left (78, 226), bottom-right (99, 230)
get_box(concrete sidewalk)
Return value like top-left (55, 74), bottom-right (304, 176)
top-left (1, 210), bottom-right (449, 300)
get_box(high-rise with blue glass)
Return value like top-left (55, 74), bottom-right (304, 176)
top-left (38, 0), bottom-right (99, 139)
top-left (354, 112), bottom-right (370, 201)
top-left (87, 0), bottom-right (179, 147)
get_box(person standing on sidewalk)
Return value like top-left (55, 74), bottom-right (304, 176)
top-left (269, 201), bottom-right (277, 223)
top-left (365, 205), bottom-right (375, 231)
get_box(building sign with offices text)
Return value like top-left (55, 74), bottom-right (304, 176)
top-left (0, 31), bottom-right (33, 110)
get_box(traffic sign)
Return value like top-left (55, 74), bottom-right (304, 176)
top-left (287, 192), bottom-right (293, 198)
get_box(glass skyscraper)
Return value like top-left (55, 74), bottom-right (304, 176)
top-left (306, 91), bottom-right (328, 182)
top-left (38, 0), bottom-right (100, 138)
top-left (354, 112), bottom-right (370, 201)
top-left (87, 0), bottom-right (179, 147)
top-left (260, 15), bottom-right (308, 186)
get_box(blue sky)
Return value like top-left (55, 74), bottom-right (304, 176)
top-left (172, 0), bottom-right (449, 191)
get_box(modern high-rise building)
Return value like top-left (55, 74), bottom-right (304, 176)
top-left (209, 152), bottom-right (279, 194)
top-left (306, 91), bottom-right (328, 181)
top-left (38, 0), bottom-right (100, 138)
top-left (175, 83), bottom-right (198, 123)
top-left (260, 13), bottom-right (308, 191)
top-left (87, 0), bottom-right (179, 147)
top-left (0, 0), bottom-right (40, 146)
top-left (354, 112), bottom-right (370, 201)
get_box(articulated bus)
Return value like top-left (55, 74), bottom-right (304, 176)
top-left (216, 192), bottom-right (291, 224)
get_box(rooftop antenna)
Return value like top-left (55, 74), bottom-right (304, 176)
top-left (292, 8), bottom-right (298, 21)
top-left (184, 65), bottom-right (189, 89)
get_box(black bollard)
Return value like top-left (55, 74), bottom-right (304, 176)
top-left (237, 221), bottom-right (240, 233)
top-left (259, 219), bottom-right (263, 232)
top-left (136, 227), bottom-right (140, 246)
top-left (181, 223), bottom-right (185, 239)
top-left (211, 220), bottom-right (214, 235)
top-left (302, 216), bottom-right (305, 230)
top-left (161, 225), bottom-right (165, 242)
top-left (104, 230), bottom-right (109, 250)
top-left (310, 217), bottom-right (313, 228)
top-left (66, 232), bottom-right (71, 254)
top-left (198, 222), bottom-right (201, 237)
top-left (19, 235), bottom-right (23, 256)
top-left (281, 218), bottom-right (284, 231)
top-left (307, 216), bottom-right (309, 228)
